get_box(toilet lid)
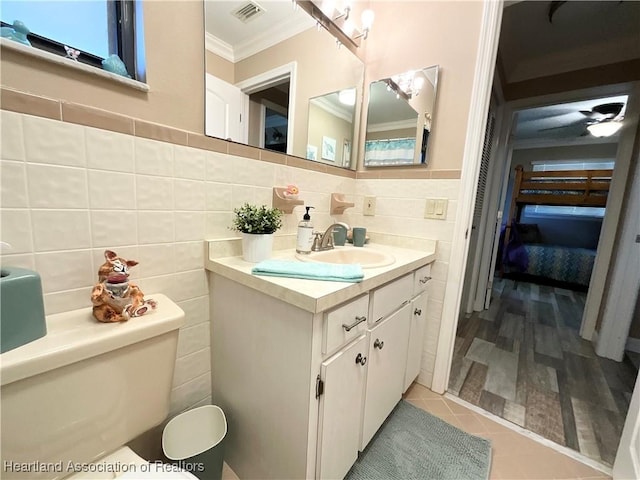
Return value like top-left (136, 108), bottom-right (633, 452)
top-left (118, 464), bottom-right (199, 479)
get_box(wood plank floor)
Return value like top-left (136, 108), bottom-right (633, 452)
top-left (448, 278), bottom-right (638, 466)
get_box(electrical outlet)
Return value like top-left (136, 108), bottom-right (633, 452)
top-left (364, 196), bottom-right (376, 216)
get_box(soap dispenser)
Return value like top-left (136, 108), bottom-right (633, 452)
top-left (296, 206), bottom-right (315, 254)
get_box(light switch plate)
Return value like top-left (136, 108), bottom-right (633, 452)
top-left (364, 196), bottom-right (376, 216)
top-left (424, 198), bottom-right (448, 219)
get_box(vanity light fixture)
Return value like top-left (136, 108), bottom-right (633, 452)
top-left (587, 120), bottom-right (623, 137)
top-left (295, 0), bottom-right (374, 52)
top-left (338, 88), bottom-right (356, 106)
top-left (391, 70), bottom-right (425, 99)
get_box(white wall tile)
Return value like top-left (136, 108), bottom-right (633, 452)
top-left (35, 249), bottom-right (94, 293)
top-left (135, 138), bottom-right (173, 176)
top-left (172, 347), bottom-right (210, 388)
top-left (136, 176), bottom-right (174, 210)
top-left (231, 185), bottom-right (255, 208)
top-left (205, 151), bottom-right (234, 183)
top-left (134, 274), bottom-right (175, 300)
top-left (27, 164), bottom-right (88, 209)
top-left (177, 295), bottom-right (209, 328)
top-left (0, 111), bottom-right (25, 161)
top-left (175, 242), bottom-right (205, 273)
top-left (176, 322), bottom-right (210, 358)
top-left (31, 210), bottom-right (91, 252)
top-left (206, 212), bottom-right (234, 238)
top-left (0, 253), bottom-right (35, 270)
top-left (0, 209), bottom-right (32, 253)
top-left (88, 170), bottom-right (135, 209)
top-left (136, 243), bottom-right (176, 278)
top-left (174, 211), bottom-right (205, 242)
top-left (172, 269), bottom-right (208, 302)
top-left (174, 146), bottom-right (206, 180)
top-left (1, 160), bottom-right (28, 207)
top-left (233, 157), bottom-right (275, 187)
top-left (85, 128), bottom-right (134, 173)
top-left (174, 179), bottom-right (206, 211)
top-left (44, 287), bottom-right (93, 316)
top-left (169, 371), bottom-right (211, 416)
top-left (254, 187), bottom-right (272, 207)
top-left (137, 211), bottom-right (174, 244)
top-left (205, 182), bottom-right (232, 211)
top-left (90, 210), bottom-right (138, 247)
top-left (23, 116), bottom-right (85, 167)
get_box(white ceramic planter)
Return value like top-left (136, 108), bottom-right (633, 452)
top-left (241, 233), bottom-right (274, 263)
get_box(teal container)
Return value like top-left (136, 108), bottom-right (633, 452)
top-left (0, 267), bottom-right (47, 353)
top-left (163, 405), bottom-right (227, 480)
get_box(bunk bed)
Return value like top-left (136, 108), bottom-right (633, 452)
top-left (501, 165), bottom-right (614, 288)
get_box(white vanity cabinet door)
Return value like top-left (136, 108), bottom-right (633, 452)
top-left (317, 334), bottom-right (368, 480)
top-left (360, 303), bottom-right (411, 450)
top-left (403, 291), bottom-right (428, 392)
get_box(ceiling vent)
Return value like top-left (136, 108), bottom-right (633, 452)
top-left (232, 1), bottom-right (266, 23)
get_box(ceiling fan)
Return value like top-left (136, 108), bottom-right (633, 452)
top-left (539, 102), bottom-right (625, 137)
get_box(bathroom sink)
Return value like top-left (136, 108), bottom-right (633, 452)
top-left (296, 247), bottom-right (395, 269)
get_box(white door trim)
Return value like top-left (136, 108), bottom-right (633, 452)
top-left (595, 87), bottom-right (640, 360)
top-left (431, 0), bottom-right (503, 394)
top-left (581, 82), bottom-right (640, 341)
top-left (235, 62), bottom-right (298, 155)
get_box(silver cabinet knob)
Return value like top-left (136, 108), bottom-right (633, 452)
top-left (414, 308), bottom-right (422, 316)
top-left (419, 276), bottom-right (432, 284)
top-left (373, 338), bottom-right (384, 350)
top-left (355, 353), bottom-right (367, 366)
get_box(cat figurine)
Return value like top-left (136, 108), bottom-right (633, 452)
top-left (90, 250), bottom-right (157, 323)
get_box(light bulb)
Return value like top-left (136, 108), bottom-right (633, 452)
top-left (338, 88), bottom-right (356, 106)
top-left (587, 121), bottom-right (623, 137)
top-left (322, 0), bottom-right (336, 15)
top-left (361, 9), bottom-right (375, 30)
top-left (343, 19), bottom-right (355, 36)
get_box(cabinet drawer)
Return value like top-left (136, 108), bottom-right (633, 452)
top-left (369, 274), bottom-right (412, 324)
top-left (323, 294), bottom-right (369, 355)
top-left (413, 264), bottom-right (432, 295)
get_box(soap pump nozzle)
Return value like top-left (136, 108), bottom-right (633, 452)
top-left (303, 206), bottom-right (314, 220)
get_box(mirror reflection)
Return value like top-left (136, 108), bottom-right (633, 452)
top-left (204, 0), bottom-right (364, 169)
top-left (364, 66), bottom-right (439, 167)
top-left (306, 88), bottom-right (357, 168)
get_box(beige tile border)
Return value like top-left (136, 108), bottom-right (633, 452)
top-left (62, 102), bottom-right (134, 135)
top-left (0, 87), bottom-right (454, 181)
top-left (1, 88), bottom-right (61, 120)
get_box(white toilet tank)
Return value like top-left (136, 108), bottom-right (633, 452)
top-left (0, 294), bottom-right (185, 480)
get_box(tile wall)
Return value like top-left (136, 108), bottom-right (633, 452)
top-left (0, 108), bottom-right (459, 413)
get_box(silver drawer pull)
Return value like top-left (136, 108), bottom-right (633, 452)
top-left (414, 308), bottom-right (422, 316)
top-left (419, 276), bottom-right (432, 284)
top-left (343, 315), bottom-right (366, 332)
top-left (374, 338), bottom-right (384, 350)
top-left (355, 353), bottom-right (367, 366)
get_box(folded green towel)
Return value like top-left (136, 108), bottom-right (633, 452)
top-left (252, 260), bottom-right (364, 283)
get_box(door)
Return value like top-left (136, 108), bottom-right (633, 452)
top-left (317, 335), bottom-right (367, 480)
top-left (360, 303), bottom-right (411, 450)
top-left (613, 373), bottom-right (640, 479)
top-left (205, 73), bottom-right (247, 143)
top-left (404, 292), bottom-right (428, 392)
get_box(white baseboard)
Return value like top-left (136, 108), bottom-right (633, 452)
top-left (625, 336), bottom-right (640, 353)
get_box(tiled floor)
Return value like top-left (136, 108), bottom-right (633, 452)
top-left (221, 381), bottom-right (610, 479)
top-left (405, 383), bottom-right (610, 480)
top-left (448, 278), bottom-right (637, 465)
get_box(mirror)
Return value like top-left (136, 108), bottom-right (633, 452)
top-left (306, 88), bottom-right (357, 167)
top-left (204, 0), bottom-right (364, 169)
top-left (364, 66), bottom-right (439, 167)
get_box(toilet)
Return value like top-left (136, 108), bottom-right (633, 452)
top-left (0, 293), bottom-right (198, 480)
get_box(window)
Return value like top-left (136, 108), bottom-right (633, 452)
top-left (1, 0), bottom-right (145, 81)
top-left (524, 159), bottom-right (615, 219)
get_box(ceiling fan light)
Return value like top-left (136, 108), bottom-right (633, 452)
top-left (587, 120), bottom-right (623, 137)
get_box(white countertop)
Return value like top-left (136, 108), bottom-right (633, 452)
top-left (205, 243), bottom-right (436, 314)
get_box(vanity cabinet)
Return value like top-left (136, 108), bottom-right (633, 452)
top-left (209, 259), bottom-right (433, 480)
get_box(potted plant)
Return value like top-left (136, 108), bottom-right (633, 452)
top-left (232, 203), bottom-right (283, 262)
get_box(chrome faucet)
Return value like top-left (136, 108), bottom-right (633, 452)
top-left (312, 223), bottom-right (350, 252)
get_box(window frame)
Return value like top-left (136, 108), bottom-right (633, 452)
top-left (0, 0), bottom-right (140, 81)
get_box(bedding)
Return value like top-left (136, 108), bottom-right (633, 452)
top-left (522, 244), bottom-right (596, 287)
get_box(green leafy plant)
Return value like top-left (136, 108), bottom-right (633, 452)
top-left (232, 203), bottom-right (283, 234)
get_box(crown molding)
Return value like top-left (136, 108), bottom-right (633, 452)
top-left (366, 119), bottom-right (418, 133)
top-left (205, 33), bottom-right (234, 63)
top-left (310, 96), bottom-right (353, 123)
